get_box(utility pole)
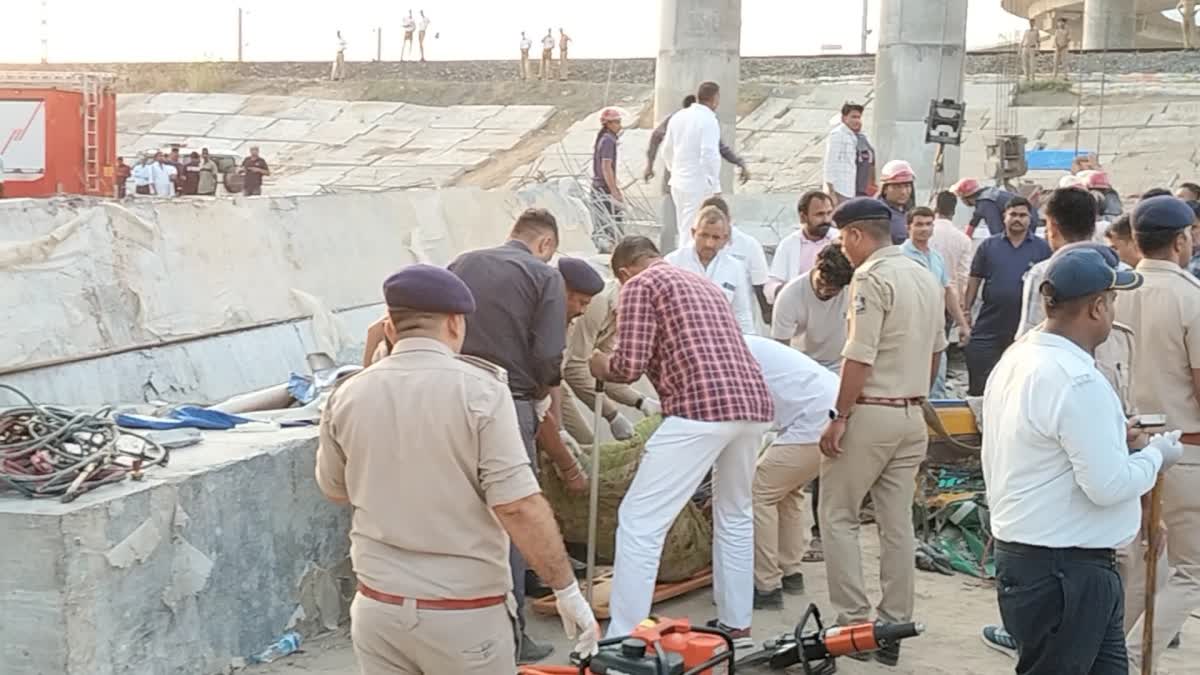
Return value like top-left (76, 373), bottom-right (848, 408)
top-left (376, 28), bottom-right (383, 61)
top-left (237, 7), bottom-right (244, 62)
top-left (860, 0), bottom-right (870, 54)
top-left (40, 0), bottom-right (49, 64)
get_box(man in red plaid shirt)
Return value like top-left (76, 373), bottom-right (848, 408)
top-left (589, 235), bottom-right (774, 645)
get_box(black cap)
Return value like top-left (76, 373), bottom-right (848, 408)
top-left (832, 197), bottom-right (893, 228)
top-left (558, 257), bottom-right (605, 295)
top-left (1040, 248), bottom-right (1143, 302)
top-left (383, 265), bottom-right (476, 314)
top-left (1133, 196), bottom-right (1196, 233)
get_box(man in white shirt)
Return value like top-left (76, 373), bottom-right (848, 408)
top-left (766, 191), bottom-right (838, 302)
top-left (702, 195), bottom-right (772, 323)
top-left (743, 335), bottom-right (838, 609)
top-left (823, 102), bottom-right (869, 205)
top-left (151, 151), bottom-right (176, 197)
top-left (540, 30), bottom-right (555, 81)
top-left (982, 247), bottom-right (1182, 673)
top-left (664, 205), bottom-right (755, 334)
top-left (661, 81), bottom-right (723, 248)
top-left (331, 31), bottom-right (347, 81)
top-left (1016, 187), bottom-right (1102, 340)
top-left (131, 154), bottom-right (153, 196)
top-left (931, 191), bottom-right (973, 300)
top-left (418, 10), bottom-right (431, 62)
top-left (519, 32), bottom-right (533, 80)
top-left (771, 242), bottom-right (852, 374)
top-left (402, 12), bottom-right (416, 61)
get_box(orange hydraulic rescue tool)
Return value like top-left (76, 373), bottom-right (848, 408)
top-left (519, 616), bottom-right (736, 675)
top-left (739, 603), bottom-right (925, 674)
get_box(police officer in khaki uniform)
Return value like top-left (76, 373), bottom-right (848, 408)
top-left (559, 266), bottom-right (660, 445)
top-left (316, 265), bottom-right (598, 674)
top-left (1117, 196), bottom-right (1200, 671)
top-left (817, 198), bottom-right (947, 667)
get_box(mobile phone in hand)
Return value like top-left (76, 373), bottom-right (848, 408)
top-left (1134, 414), bottom-right (1167, 429)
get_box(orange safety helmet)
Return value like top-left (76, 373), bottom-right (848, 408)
top-left (599, 107), bottom-right (625, 124)
top-left (951, 177), bottom-right (984, 198)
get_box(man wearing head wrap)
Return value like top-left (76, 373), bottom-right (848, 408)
top-left (317, 265), bottom-right (598, 674)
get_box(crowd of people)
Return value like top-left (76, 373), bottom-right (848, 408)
top-left (116, 145), bottom-right (269, 198)
top-left (518, 28), bottom-right (572, 81)
top-left (313, 79), bottom-right (1200, 675)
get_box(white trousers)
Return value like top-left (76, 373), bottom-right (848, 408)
top-left (606, 416), bottom-right (769, 637)
top-left (671, 186), bottom-right (711, 249)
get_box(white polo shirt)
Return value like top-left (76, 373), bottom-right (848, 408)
top-left (982, 330), bottom-right (1162, 549)
top-left (767, 228), bottom-right (839, 296)
top-left (743, 335), bottom-right (839, 445)
top-left (664, 246), bottom-right (756, 335)
top-left (729, 226), bottom-right (769, 286)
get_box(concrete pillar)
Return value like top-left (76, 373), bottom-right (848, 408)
top-left (1083, 0), bottom-right (1137, 50)
top-left (653, 0), bottom-right (741, 194)
top-left (872, 0), bottom-right (968, 200)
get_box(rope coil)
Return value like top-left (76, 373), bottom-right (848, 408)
top-left (0, 385), bottom-right (168, 503)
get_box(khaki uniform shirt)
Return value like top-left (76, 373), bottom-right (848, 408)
top-left (1054, 28), bottom-right (1070, 49)
top-left (1095, 323), bottom-right (1137, 416)
top-left (843, 246), bottom-right (948, 398)
top-left (316, 337), bottom-right (540, 598)
top-left (563, 279), bottom-right (643, 414)
top-left (1021, 28), bottom-right (1040, 49)
top-left (1116, 259), bottom-right (1200, 459)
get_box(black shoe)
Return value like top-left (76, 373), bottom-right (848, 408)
top-left (517, 634), bottom-right (554, 664)
top-left (781, 573), bottom-right (805, 595)
top-left (569, 556), bottom-right (587, 577)
top-left (753, 587), bottom-right (783, 610)
top-left (525, 573), bottom-right (553, 599)
top-left (1170, 632), bottom-right (1182, 649)
top-left (875, 642), bottom-right (900, 667)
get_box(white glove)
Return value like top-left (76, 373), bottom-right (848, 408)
top-left (534, 395), bottom-right (552, 423)
top-left (553, 581), bottom-right (599, 657)
top-left (639, 398), bottom-right (662, 417)
top-left (559, 430), bottom-right (587, 465)
top-left (1148, 430), bottom-right (1184, 471)
top-left (609, 413), bottom-right (635, 440)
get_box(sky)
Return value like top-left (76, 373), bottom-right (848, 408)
top-left (0, 1), bottom-right (1034, 64)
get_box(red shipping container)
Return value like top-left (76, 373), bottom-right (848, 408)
top-left (0, 72), bottom-right (117, 198)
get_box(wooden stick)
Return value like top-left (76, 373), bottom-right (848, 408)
top-left (1141, 477), bottom-right (1165, 675)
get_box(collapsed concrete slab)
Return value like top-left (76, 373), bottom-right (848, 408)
top-left (0, 429), bottom-right (349, 675)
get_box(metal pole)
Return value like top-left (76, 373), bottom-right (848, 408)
top-left (585, 379), bottom-right (605, 607)
top-left (1142, 478), bottom-right (1164, 675)
top-left (376, 28), bottom-right (383, 62)
top-left (237, 8), bottom-right (244, 62)
top-left (860, 0), bottom-right (870, 54)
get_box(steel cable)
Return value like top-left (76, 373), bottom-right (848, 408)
top-left (0, 384), bottom-right (168, 502)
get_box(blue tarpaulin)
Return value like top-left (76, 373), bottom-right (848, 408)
top-left (1026, 149), bottom-right (1092, 171)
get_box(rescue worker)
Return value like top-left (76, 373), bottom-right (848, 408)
top-left (534, 257), bottom-right (611, 498)
top-left (701, 195), bottom-right (772, 323)
top-left (558, 28), bottom-right (571, 80)
top-left (745, 334), bottom-right (839, 609)
top-left (661, 81), bottom-right (723, 249)
top-left (316, 265), bottom-right (599, 674)
top-left (559, 257), bottom-right (661, 446)
top-left (401, 11), bottom-right (416, 61)
top-left (540, 29), bottom-right (555, 81)
top-left (645, 96), bottom-right (749, 254)
top-left (877, 160), bottom-right (915, 245)
top-left (1083, 169), bottom-right (1123, 221)
top-left (664, 206), bottom-right (756, 334)
top-left (331, 31), bottom-right (347, 81)
top-left (589, 235), bottom-right (773, 645)
top-left (418, 10), bottom-right (431, 62)
top-left (1020, 19), bottom-right (1042, 81)
top-left (952, 177), bottom-right (1040, 238)
top-left (766, 191), bottom-right (838, 301)
top-left (980, 247), bottom-right (1178, 674)
top-left (448, 208), bottom-right (566, 663)
top-left (591, 107), bottom-right (625, 253)
top-left (519, 32), bottom-right (532, 80)
top-left (1118, 196), bottom-right (1200, 672)
top-left (817, 198), bottom-right (947, 667)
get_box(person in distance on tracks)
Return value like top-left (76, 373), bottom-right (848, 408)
top-left (316, 265), bottom-right (598, 674)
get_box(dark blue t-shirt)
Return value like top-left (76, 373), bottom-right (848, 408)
top-left (592, 131), bottom-right (618, 193)
top-left (969, 232), bottom-right (1052, 346)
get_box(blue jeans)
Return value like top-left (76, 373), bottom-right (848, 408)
top-left (995, 541), bottom-right (1126, 675)
top-left (508, 399), bottom-right (539, 631)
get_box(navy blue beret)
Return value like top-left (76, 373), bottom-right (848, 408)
top-left (1041, 248), bottom-right (1142, 302)
top-left (383, 264), bottom-right (476, 314)
top-left (558, 257), bottom-right (605, 295)
top-left (1058, 241), bottom-right (1120, 269)
top-left (832, 197), bottom-right (893, 227)
top-left (1133, 196), bottom-right (1196, 233)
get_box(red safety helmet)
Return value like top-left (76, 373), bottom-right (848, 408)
top-left (879, 159), bottom-right (915, 185)
top-left (951, 177), bottom-right (983, 198)
top-left (1083, 170), bottom-right (1111, 191)
top-left (599, 107), bottom-right (625, 124)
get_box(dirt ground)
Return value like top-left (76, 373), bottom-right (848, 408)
top-left (255, 527), bottom-right (1199, 675)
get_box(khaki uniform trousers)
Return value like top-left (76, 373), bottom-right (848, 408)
top-left (351, 593), bottom-right (518, 674)
top-left (753, 442), bottom-right (821, 591)
top-left (520, 50), bottom-right (530, 79)
top-left (1126, 462), bottom-right (1200, 673)
top-left (820, 404), bottom-right (927, 625)
top-left (559, 50), bottom-right (569, 80)
top-left (540, 49), bottom-right (553, 80)
top-left (560, 381), bottom-right (596, 446)
top-left (1020, 48), bottom-right (1036, 80)
top-left (1052, 47), bottom-right (1068, 78)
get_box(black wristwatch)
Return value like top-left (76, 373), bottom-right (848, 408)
top-left (829, 409), bottom-right (850, 421)
top-left (634, 397), bottom-right (645, 411)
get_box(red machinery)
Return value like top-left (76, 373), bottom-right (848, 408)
top-left (520, 617), bottom-right (735, 675)
top-left (0, 71), bottom-right (117, 198)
